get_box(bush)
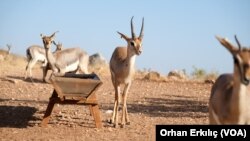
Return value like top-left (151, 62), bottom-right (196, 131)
top-left (191, 66), bottom-right (206, 80)
top-left (191, 66), bottom-right (218, 81)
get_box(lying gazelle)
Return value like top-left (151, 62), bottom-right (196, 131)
top-left (40, 32), bottom-right (89, 78)
top-left (109, 17), bottom-right (144, 128)
top-left (25, 41), bottom-right (63, 82)
top-left (209, 35), bottom-right (250, 124)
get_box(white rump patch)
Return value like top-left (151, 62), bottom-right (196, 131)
top-left (65, 60), bottom-right (79, 72)
top-left (36, 53), bottom-right (46, 61)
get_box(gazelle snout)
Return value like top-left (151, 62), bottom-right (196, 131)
top-left (136, 48), bottom-right (142, 55)
top-left (42, 38), bottom-right (53, 49)
top-left (244, 65), bottom-right (250, 80)
top-left (134, 41), bottom-right (142, 55)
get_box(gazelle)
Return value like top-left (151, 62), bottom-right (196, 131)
top-left (109, 17), bottom-right (144, 128)
top-left (6, 44), bottom-right (11, 55)
top-left (24, 41), bottom-right (62, 82)
top-left (209, 35), bottom-right (250, 124)
top-left (0, 44), bottom-right (11, 58)
top-left (40, 32), bottom-right (89, 78)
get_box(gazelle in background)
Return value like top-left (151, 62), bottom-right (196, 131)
top-left (0, 44), bottom-right (11, 61)
top-left (6, 44), bottom-right (11, 55)
top-left (109, 17), bottom-right (144, 128)
top-left (41, 31), bottom-right (89, 78)
top-left (25, 41), bottom-right (63, 82)
top-left (209, 35), bottom-right (250, 124)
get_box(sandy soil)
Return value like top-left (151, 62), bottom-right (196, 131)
top-left (0, 62), bottom-right (212, 141)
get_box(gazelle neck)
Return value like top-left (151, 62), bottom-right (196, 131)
top-left (231, 64), bottom-right (248, 122)
top-left (126, 46), bottom-right (137, 72)
top-left (45, 47), bottom-right (57, 71)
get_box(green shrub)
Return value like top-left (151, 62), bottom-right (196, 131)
top-left (191, 66), bottom-right (218, 80)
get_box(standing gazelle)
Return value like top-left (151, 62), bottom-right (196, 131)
top-left (209, 35), bottom-right (250, 124)
top-left (109, 17), bottom-right (144, 128)
top-left (25, 41), bottom-right (62, 82)
top-left (41, 32), bottom-right (89, 78)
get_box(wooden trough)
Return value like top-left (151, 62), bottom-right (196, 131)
top-left (40, 73), bottom-right (103, 128)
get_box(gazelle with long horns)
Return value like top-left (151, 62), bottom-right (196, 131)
top-left (109, 17), bottom-right (144, 128)
top-left (40, 31), bottom-right (89, 78)
top-left (209, 35), bottom-right (250, 124)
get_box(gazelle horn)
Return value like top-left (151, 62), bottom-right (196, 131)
top-left (131, 16), bottom-right (136, 39)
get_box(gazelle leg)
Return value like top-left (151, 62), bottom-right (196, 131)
top-left (26, 59), bottom-right (37, 82)
top-left (25, 60), bottom-right (32, 79)
top-left (24, 63), bottom-right (29, 80)
top-left (125, 101), bottom-right (130, 125)
top-left (121, 83), bottom-right (131, 128)
top-left (111, 84), bottom-right (120, 128)
top-left (42, 65), bottom-right (48, 82)
top-left (79, 55), bottom-right (89, 74)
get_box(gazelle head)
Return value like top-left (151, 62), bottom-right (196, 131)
top-left (117, 17), bottom-right (144, 56)
top-left (40, 31), bottom-right (59, 49)
top-left (53, 41), bottom-right (63, 51)
top-left (216, 35), bottom-right (250, 85)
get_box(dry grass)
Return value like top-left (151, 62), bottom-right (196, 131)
top-left (142, 71), bottom-right (167, 82)
top-left (88, 63), bottom-right (110, 76)
top-left (0, 52), bottom-right (218, 84)
top-left (0, 51), bottom-right (27, 73)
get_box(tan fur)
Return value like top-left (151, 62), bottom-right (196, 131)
top-left (109, 17), bottom-right (144, 128)
top-left (209, 36), bottom-right (250, 124)
top-left (25, 43), bottom-right (62, 82)
top-left (41, 32), bottom-right (89, 79)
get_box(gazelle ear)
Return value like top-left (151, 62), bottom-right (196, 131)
top-left (216, 35), bottom-right (238, 55)
top-left (40, 34), bottom-right (44, 38)
top-left (50, 31), bottom-right (59, 39)
top-left (117, 31), bottom-right (130, 41)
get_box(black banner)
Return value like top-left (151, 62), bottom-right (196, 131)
top-left (156, 125), bottom-right (250, 140)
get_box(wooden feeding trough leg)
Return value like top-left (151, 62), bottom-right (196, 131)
top-left (40, 73), bottom-right (103, 128)
top-left (87, 93), bottom-right (103, 128)
top-left (40, 90), bottom-right (59, 127)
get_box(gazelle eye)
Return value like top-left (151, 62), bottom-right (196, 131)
top-left (130, 42), bottom-right (135, 46)
top-left (243, 64), bottom-right (249, 69)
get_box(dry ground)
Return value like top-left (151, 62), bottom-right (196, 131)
top-left (0, 56), bottom-right (212, 141)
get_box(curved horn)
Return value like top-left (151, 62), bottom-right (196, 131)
top-left (131, 16), bottom-right (136, 39)
top-left (52, 41), bottom-right (57, 46)
top-left (139, 17), bottom-right (144, 39)
top-left (235, 35), bottom-right (241, 51)
top-left (50, 31), bottom-right (59, 38)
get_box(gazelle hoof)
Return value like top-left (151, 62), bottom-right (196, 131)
top-left (126, 122), bottom-right (130, 125)
top-left (120, 124), bottom-right (125, 128)
top-left (114, 124), bottom-right (119, 128)
top-left (107, 119), bottom-right (113, 124)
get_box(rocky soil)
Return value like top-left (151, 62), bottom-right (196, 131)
top-left (0, 58), bottom-right (212, 141)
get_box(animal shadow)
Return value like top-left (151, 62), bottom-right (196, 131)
top-left (0, 105), bottom-right (37, 128)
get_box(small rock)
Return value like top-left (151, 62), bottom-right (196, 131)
top-left (204, 79), bottom-right (215, 84)
top-left (108, 127), bottom-right (113, 132)
top-left (5, 78), bottom-right (20, 84)
top-left (168, 70), bottom-right (188, 80)
top-left (143, 71), bottom-right (166, 82)
top-left (105, 110), bottom-right (113, 114)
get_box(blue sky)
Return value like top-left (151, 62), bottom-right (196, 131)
top-left (0, 0), bottom-right (250, 75)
